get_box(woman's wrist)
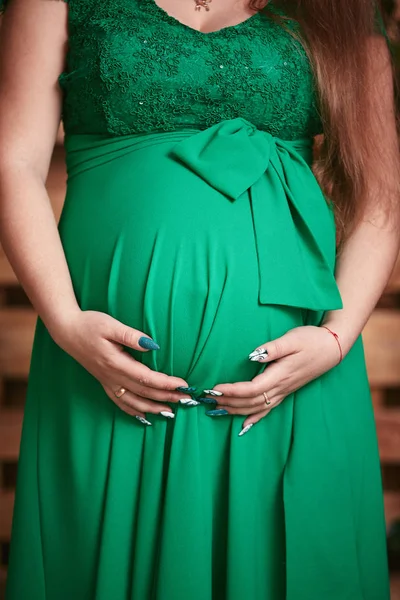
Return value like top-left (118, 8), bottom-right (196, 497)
top-left (41, 304), bottom-right (83, 346)
top-left (319, 318), bottom-right (360, 360)
top-left (319, 325), bottom-right (343, 363)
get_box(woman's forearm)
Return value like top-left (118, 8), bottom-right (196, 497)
top-left (0, 162), bottom-right (81, 341)
top-left (322, 217), bottom-right (400, 356)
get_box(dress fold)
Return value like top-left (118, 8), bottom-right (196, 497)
top-left (6, 120), bottom-right (389, 600)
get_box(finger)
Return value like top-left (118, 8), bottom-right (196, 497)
top-left (205, 381), bottom-right (260, 398)
top-left (105, 315), bottom-right (160, 352)
top-left (119, 381), bottom-right (193, 405)
top-left (237, 409), bottom-right (269, 435)
top-left (206, 388), bottom-right (283, 417)
top-left (205, 403), bottom-right (265, 417)
top-left (205, 379), bottom-right (270, 399)
top-left (112, 351), bottom-right (189, 391)
top-left (104, 314), bottom-right (161, 353)
top-left (103, 384), bottom-right (151, 424)
top-left (248, 332), bottom-right (299, 364)
top-left (113, 399), bottom-right (152, 426)
top-left (239, 397), bottom-right (285, 434)
top-left (105, 385), bottom-right (176, 421)
top-left (212, 393), bottom-right (266, 409)
top-left (125, 393), bottom-right (176, 419)
top-left (210, 384), bottom-right (280, 409)
top-left (209, 361), bottom-right (285, 399)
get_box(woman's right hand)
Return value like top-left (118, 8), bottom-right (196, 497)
top-left (49, 308), bottom-right (193, 424)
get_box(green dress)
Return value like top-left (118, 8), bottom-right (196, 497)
top-left (3, 0), bottom-right (390, 598)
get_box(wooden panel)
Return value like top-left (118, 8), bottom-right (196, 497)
top-left (0, 310), bottom-right (36, 377)
top-left (0, 491), bottom-right (14, 540)
top-left (0, 248), bottom-right (17, 287)
top-left (371, 388), bottom-right (385, 408)
top-left (0, 567), bottom-right (7, 600)
top-left (0, 410), bottom-right (23, 461)
top-left (363, 310), bottom-right (400, 387)
top-left (392, 576), bottom-right (400, 600)
top-left (375, 409), bottom-right (400, 462)
top-left (385, 491), bottom-right (400, 526)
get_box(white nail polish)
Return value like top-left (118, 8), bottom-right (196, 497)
top-left (238, 423), bottom-right (254, 436)
top-left (250, 354), bottom-right (267, 362)
top-left (160, 411), bottom-right (175, 419)
top-left (203, 389), bottom-right (223, 396)
top-left (248, 348), bottom-right (267, 359)
top-left (135, 416), bottom-right (152, 426)
top-left (179, 398), bottom-right (201, 406)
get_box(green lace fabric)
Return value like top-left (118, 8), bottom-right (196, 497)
top-left (56, 0), bottom-right (324, 138)
top-left (0, 0), bottom-right (390, 139)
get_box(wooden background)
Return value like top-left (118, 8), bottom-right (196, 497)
top-left (1, 3), bottom-right (400, 599)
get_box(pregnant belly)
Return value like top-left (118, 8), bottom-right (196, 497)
top-left (58, 123), bottom-right (340, 385)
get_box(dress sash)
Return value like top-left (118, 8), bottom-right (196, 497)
top-left (65, 117), bottom-right (343, 315)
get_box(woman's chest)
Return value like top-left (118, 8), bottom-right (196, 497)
top-left (60, 0), bottom-right (323, 138)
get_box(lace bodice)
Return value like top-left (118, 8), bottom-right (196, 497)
top-left (56, 0), bottom-right (323, 139)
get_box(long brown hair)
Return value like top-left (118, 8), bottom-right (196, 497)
top-left (253, 0), bottom-right (400, 247)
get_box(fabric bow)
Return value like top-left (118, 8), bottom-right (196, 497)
top-left (170, 117), bottom-right (343, 313)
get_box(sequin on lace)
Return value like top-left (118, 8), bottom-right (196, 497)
top-left (58, 0), bottom-right (324, 139)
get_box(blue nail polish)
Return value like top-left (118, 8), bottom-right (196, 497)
top-left (206, 409), bottom-right (229, 417)
top-left (138, 336), bottom-right (160, 351)
top-left (198, 397), bottom-right (218, 405)
top-left (175, 386), bottom-right (197, 393)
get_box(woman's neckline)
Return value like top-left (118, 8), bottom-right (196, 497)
top-left (143, 0), bottom-right (263, 35)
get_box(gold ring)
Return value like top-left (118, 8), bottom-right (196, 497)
top-left (263, 391), bottom-right (271, 406)
top-left (114, 386), bottom-right (127, 398)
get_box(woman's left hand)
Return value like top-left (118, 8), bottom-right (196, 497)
top-left (204, 325), bottom-right (343, 435)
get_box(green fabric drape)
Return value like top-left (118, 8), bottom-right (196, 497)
top-left (6, 121), bottom-right (389, 599)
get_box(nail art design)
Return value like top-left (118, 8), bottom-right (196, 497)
top-left (203, 389), bottom-right (223, 397)
top-left (175, 386), bottom-right (197, 393)
top-left (206, 409), bottom-right (229, 417)
top-left (198, 397), bottom-right (218, 405)
top-left (135, 415), bottom-right (152, 426)
top-left (248, 347), bottom-right (268, 360)
top-left (179, 398), bottom-right (201, 406)
top-left (138, 336), bottom-right (160, 351)
top-left (160, 411), bottom-right (175, 419)
top-left (250, 353), bottom-right (268, 362)
top-left (238, 423), bottom-right (254, 437)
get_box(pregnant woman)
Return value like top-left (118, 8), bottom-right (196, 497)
top-left (0, 0), bottom-right (399, 597)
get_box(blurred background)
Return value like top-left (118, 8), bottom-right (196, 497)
top-left (1, 1), bottom-right (400, 599)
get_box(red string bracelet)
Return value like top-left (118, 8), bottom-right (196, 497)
top-left (321, 325), bottom-right (343, 364)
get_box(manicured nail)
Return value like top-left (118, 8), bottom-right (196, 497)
top-left (138, 336), bottom-right (160, 351)
top-left (248, 347), bottom-right (267, 358)
top-left (238, 423), bottom-right (254, 436)
top-left (206, 409), bottom-right (229, 417)
top-left (179, 398), bottom-right (201, 406)
top-left (135, 416), bottom-right (152, 426)
top-left (198, 397), bottom-right (218, 405)
top-left (250, 353), bottom-right (268, 362)
top-left (203, 389), bottom-right (223, 397)
top-left (175, 386), bottom-right (197, 392)
top-left (160, 411), bottom-right (175, 419)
